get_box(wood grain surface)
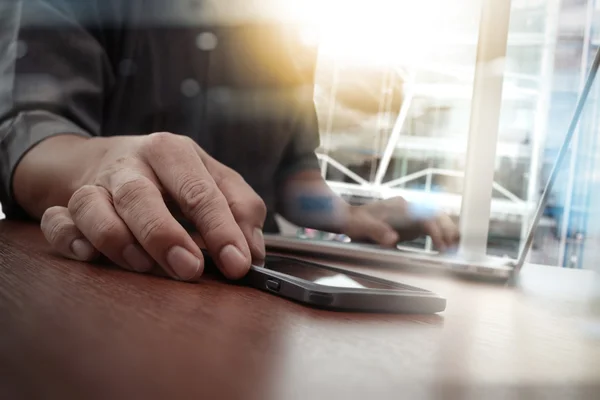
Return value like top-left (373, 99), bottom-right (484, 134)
top-left (1, 221), bottom-right (599, 400)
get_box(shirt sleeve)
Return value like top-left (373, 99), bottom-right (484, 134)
top-left (275, 83), bottom-right (321, 188)
top-left (0, 0), bottom-right (110, 219)
top-left (269, 25), bottom-right (322, 186)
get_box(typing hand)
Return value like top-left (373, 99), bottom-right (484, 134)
top-left (40, 132), bottom-right (266, 281)
top-left (342, 197), bottom-right (460, 251)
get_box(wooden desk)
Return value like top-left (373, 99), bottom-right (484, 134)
top-left (1, 221), bottom-right (599, 399)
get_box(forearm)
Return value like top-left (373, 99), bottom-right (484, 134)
top-left (12, 134), bottom-right (111, 219)
top-left (277, 169), bottom-right (351, 234)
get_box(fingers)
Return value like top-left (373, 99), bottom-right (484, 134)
top-left (423, 219), bottom-right (446, 251)
top-left (437, 214), bottom-right (460, 247)
top-left (366, 219), bottom-right (399, 248)
top-left (348, 209), bottom-right (399, 248)
top-left (68, 185), bottom-right (154, 273)
top-left (209, 168), bottom-right (267, 266)
top-left (398, 198), bottom-right (459, 251)
top-left (41, 206), bottom-right (99, 261)
top-left (142, 133), bottom-right (251, 279)
top-left (44, 132), bottom-right (264, 281)
top-left (104, 169), bottom-right (205, 281)
top-left (423, 215), bottom-right (460, 252)
top-left (359, 197), bottom-right (460, 252)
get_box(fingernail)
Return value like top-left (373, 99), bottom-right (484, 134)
top-left (219, 244), bottom-right (248, 277)
top-left (167, 246), bottom-right (201, 281)
top-left (123, 244), bottom-right (154, 272)
top-left (253, 227), bottom-right (266, 260)
top-left (70, 239), bottom-right (95, 260)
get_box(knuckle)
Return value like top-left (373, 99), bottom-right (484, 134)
top-left (199, 207), bottom-right (229, 235)
top-left (43, 215), bottom-right (74, 244)
top-left (141, 132), bottom-right (198, 164)
top-left (94, 162), bottom-right (137, 187)
top-left (112, 177), bottom-right (151, 211)
top-left (177, 176), bottom-right (218, 216)
top-left (41, 206), bottom-right (64, 226)
top-left (47, 223), bottom-right (71, 244)
top-left (137, 214), bottom-right (168, 243)
top-left (180, 181), bottom-right (230, 235)
top-left (232, 194), bottom-right (266, 222)
top-left (90, 219), bottom-right (122, 248)
top-left (251, 195), bottom-right (267, 217)
top-left (179, 135), bottom-right (197, 148)
top-left (68, 185), bottom-right (99, 218)
top-left (148, 131), bottom-right (176, 144)
top-left (142, 132), bottom-right (178, 155)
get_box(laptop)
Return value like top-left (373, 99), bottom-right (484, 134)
top-left (265, 46), bottom-right (600, 282)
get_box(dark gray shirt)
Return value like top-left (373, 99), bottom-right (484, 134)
top-left (0, 0), bottom-right (320, 232)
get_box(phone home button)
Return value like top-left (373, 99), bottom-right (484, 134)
top-left (265, 279), bottom-right (280, 292)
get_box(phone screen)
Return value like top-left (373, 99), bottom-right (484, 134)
top-left (263, 259), bottom-right (401, 290)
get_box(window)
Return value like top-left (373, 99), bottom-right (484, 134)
top-left (306, 0), bottom-right (599, 269)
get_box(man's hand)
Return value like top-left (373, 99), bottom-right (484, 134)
top-left (343, 197), bottom-right (460, 251)
top-left (23, 132), bottom-right (266, 281)
top-left (278, 170), bottom-right (459, 251)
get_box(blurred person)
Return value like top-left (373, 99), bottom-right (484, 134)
top-left (0, 0), bottom-right (459, 282)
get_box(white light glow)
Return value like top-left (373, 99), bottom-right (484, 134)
top-left (287, 0), bottom-right (469, 66)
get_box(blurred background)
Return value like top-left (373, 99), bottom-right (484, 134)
top-left (1, 0), bottom-right (599, 270)
top-left (283, 0), bottom-right (600, 269)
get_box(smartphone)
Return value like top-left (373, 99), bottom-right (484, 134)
top-left (245, 255), bottom-right (446, 314)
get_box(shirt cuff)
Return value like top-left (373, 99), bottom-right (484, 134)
top-left (0, 110), bottom-right (91, 219)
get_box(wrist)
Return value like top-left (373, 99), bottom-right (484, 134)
top-left (13, 134), bottom-right (103, 218)
top-left (307, 197), bottom-right (352, 235)
top-left (277, 169), bottom-right (355, 234)
top-left (279, 190), bottom-right (352, 234)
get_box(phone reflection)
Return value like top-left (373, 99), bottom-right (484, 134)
top-left (314, 274), bottom-right (366, 289)
top-left (263, 258), bottom-right (407, 290)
